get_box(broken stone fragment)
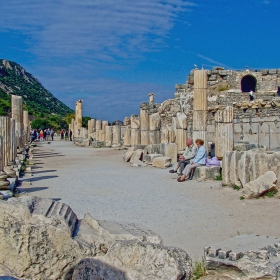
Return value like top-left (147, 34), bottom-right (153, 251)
top-left (73, 240), bottom-right (192, 280)
top-left (152, 156), bottom-right (172, 168)
top-left (242, 171), bottom-right (277, 198)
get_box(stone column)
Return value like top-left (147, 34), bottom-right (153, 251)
top-left (130, 115), bottom-right (140, 146)
top-left (149, 93), bottom-right (154, 103)
top-left (102, 121), bottom-right (109, 142)
top-left (112, 125), bottom-right (121, 146)
top-left (9, 119), bottom-right (16, 163)
top-left (0, 117), bottom-right (11, 166)
top-left (140, 109), bottom-right (150, 145)
top-left (175, 113), bottom-right (187, 151)
top-left (193, 70), bottom-right (207, 143)
top-left (11, 95), bottom-right (23, 149)
top-left (215, 106), bottom-right (234, 159)
top-left (149, 113), bottom-right (161, 144)
top-left (0, 136), bottom-right (10, 190)
top-left (75, 100), bottom-right (83, 137)
top-left (71, 118), bottom-right (75, 137)
top-left (23, 110), bottom-right (29, 144)
top-left (95, 120), bottom-right (102, 141)
top-left (105, 126), bottom-right (113, 147)
top-left (123, 126), bottom-right (131, 146)
top-left (88, 120), bottom-right (93, 136)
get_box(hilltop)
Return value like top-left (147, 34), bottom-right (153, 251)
top-left (0, 59), bottom-right (73, 128)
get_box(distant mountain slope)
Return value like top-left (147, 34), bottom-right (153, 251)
top-left (0, 59), bottom-right (73, 117)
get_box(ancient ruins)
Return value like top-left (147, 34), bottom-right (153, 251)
top-left (1, 67), bottom-right (280, 279)
top-left (73, 67), bottom-right (280, 188)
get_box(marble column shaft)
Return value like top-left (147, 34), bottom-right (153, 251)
top-left (75, 100), bottom-right (83, 136)
top-left (0, 117), bottom-right (11, 166)
top-left (105, 126), bottom-right (113, 147)
top-left (140, 109), bottom-right (149, 145)
top-left (149, 113), bottom-right (161, 144)
top-left (215, 106), bottom-right (234, 158)
top-left (113, 125), bottom-right (121, 145)
top-left (123, 126), bottom-right (131, 146)
top-left (10, 119), bottom-right (16, 163)
top-left (23, 110), bottom-right (29, 143)
top-left (193, 70), bottom-right (207, 144)
top-left (11, 95), bottom-right (23, 149)
top-left (131, 115), bottom-right (141, 146)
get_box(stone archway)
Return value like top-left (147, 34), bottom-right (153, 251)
top-left (241, 75), bottom-right (257, 92)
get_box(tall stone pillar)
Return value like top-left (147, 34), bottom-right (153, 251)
top-left (149, 113), bottom-right (161, 144)
top-left (10, 119), bottom-right (16, 163)
top-left (75, 100), bottom-right (83, 137)
top-left (175, 113), bottom-right (187, 151)
top-left (88, 120), bottom-right (93, 136)
top-left (11, 95), bottom-right (23, 149)
top-left (140, 109), bottom-right (150, 145)
top-left (215, 106), bottom-right (234, 159)
top-left (0, 136), bottom-right (10, 190)
top-left (124, 126), bottom-right (131, 146)
top-left (105, 126), bottom-right (113, 147)
top-left (149, 93), bottom-right (154, 103)
top-left (101, 121), bottom-right (108, 142)
top-left (112, 125), bottom-right (121, 146)
top-left (90, 119), bottom-right (96, 132)
top-left (71, 118), bottom-right (75, 137)
top-left (130, 115), bottom-right (140, 146)
top-left (193, 70), bottom-right (207, 143)
top-left (23, 110), bottom-right (29, 144)
top-left (0, 117), bottom-right (11, 166)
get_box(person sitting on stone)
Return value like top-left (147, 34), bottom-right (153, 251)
top-left (177, 138), bottom-right (206, 182)
top-left (169, 138), bottom-right (197, 175)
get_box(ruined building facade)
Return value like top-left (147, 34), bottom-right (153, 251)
top-left (73, 67), bottom-right (280, 157)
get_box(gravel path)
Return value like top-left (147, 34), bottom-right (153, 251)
top-left (19, 140), bottom-right (280, 260)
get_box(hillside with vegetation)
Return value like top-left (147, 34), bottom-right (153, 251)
top-left (0, 59), bottom-right (74, 129)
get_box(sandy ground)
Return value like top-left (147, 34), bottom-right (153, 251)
top-left (18, 139), bottom-right (280, 260)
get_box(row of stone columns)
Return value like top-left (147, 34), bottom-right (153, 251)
top-left (0, 95), bottom-right (30, 190)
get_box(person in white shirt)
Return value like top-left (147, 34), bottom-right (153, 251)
top-left (169, 138), bottom-right (197, 175)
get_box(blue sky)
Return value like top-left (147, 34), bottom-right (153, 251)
top-left (0, 0), bottom-right (279, 121)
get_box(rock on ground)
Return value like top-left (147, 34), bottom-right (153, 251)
top-left (73, 240), bottom-right (192, 280)
top-left (242, 171), bottom-right (277, 198)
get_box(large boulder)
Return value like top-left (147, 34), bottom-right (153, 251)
top-left (73, 240), bottom-right (192, 280)
top-left (0, 197), bottom-right (162, 280)
top-left (242, 171), bottom-right (277, 198)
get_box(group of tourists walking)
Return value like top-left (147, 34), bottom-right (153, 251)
top-left (30, 128), bottom-right (55, 142)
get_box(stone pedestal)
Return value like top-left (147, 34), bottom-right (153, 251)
top-left (105, 126), bottom-right (113, 147)
top-left (215, 106), bottom-right (234, 159)
top-left (160, 143), bottom-right (178, 164)
top-left (193, 70), bottom-right (207, 144)
top-left (113, 125), bottom-right (121, 145)
top-left (123, 126), bottom-right (131, 146)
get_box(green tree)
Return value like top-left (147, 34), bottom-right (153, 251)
top-left (65, 113), bottom-right (75, 124)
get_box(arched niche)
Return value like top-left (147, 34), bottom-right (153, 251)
top-left (241, 75), bottom-right (257, 92)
